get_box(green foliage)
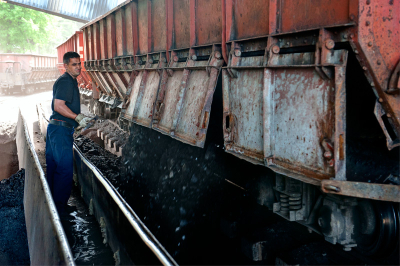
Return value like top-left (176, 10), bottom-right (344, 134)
top-left (0, 2), bottom-right (83, 55)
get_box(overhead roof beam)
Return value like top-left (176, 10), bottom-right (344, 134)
top-left (5, 0), bottom-right (121, 23)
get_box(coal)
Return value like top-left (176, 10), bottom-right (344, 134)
top-left (74, 136), bottom-right (122, 188)
top-left (0, 169), bottom-right (30, 265)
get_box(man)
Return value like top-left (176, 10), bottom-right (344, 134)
top-left (46, 51), bottom-right (91, 214)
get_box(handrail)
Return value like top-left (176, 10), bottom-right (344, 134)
top-left (73, 144), bottom-right (178, 266)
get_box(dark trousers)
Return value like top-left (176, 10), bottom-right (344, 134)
top-left (45, 123), bottom-right (74, 213)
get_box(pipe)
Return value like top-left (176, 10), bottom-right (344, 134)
top-left (73, 144), bottom-right (178, 266)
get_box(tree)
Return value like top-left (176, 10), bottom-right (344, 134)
top-left (0, 2), bottom-right (83, 55)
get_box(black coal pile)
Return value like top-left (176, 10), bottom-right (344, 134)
top-left (74, 136), bottom-right (122, 188)
top-left (0, 169), bottom-right (30, 265)
top-left (75, 85), bottom-right (279, 264)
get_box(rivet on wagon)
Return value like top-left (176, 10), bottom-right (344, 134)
top-left (370, 81), bottom-right (375, 86)
top-left (379, 98), bottom-right (383, 103)
top-left (162, 58), bottom-right (167, 63)
top-left (366, 21), bottom-right (370, 26)
top-left (148, 59), bottom-right (153, 64)
top-left (325, 39), bottom-right (335, 50)
top-left (366, 0), bottom-right (371, 4)
top-left (215, 51), bottom-right (222, 59)
top-left (349, 14), bottom-right (355, 21)
top-left (234, 50), bottom-right (242, 57)
top-left (387, 113), bottom-right (392, 118)
top-left (342, 34), bottom-right (348, 39)
top-left (377, 60), bottom-right (381, 65)
top-left (354, 49), bottom-right (359, 54)
top-left (368, 41), bottom-right (373, 47)
top-left (272, 45), bottom-right (280, 54)
top-left (362, 66), bottom-right (368, 71)
top-left (173, 56), bottom-right (179, 62)
top-left (191, 55), bottom-right (197, 61)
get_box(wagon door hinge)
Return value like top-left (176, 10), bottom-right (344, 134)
top-left (227, 42), bottom-right (241, 78)
top-left (315, 29), bottom-right (335, 80)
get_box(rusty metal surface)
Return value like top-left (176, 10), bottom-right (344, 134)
top-left (350, 0), bottom-right (400, 146)
top-left (79, 0), bottom-right (399, 184)
top-left (225, 0), bottom-right (270, 41)
top-left (321, 180), bottom-right (400, 203)
top-left (266, 68), bottom-right (336, 177)
top-left (151, 0), bottom-right (167, 52)
top-left (280, 0), bottom-right (351, 33)
top-left (223, 46), bottom-right (348, 182)
top-left (172, 0), bottom-right (190, 49)
top-left (194, 0), bottom-right (222, 46)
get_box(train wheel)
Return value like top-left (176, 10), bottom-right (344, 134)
top-left (356, 200), bottom-right (399, 257)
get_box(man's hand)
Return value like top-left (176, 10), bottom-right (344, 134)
top-left (75, 114), bottom-right (92, 130)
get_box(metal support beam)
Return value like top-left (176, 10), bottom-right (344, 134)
top-left (5, 0), bottom-right (122, 23)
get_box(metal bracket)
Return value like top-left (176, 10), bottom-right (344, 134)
top-left (387, 60), bottom-right (400, 94)
top-left (315, 29), bottom-right (335, 80)
top-left (374, 101), bottom-right (400, 150)
top-left (321, 179), bottom-right (400, 203)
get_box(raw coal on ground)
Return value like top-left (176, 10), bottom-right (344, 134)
top-left (0, 169), bottom-right (30, 265)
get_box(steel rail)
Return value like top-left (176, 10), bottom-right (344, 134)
top-left (20, 112), bottom-right (75, 266)
top-left (73, 144), bottom-right (178, 266)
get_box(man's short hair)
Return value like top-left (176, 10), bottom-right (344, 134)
top-left (63, 52), bottom-right (80, 65)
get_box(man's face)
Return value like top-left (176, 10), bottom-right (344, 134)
top-left (64, 57), bottom-right (81, 78)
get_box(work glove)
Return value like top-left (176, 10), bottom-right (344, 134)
top-left (75, 114), bottom-right (92, 130)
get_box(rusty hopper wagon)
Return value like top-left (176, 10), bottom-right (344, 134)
top-left (0, 53), bottom-right (59, 94)
top-left (68, 0), bottom-right (400, 258)
top-left (56, 31), bottom-right (94, 104)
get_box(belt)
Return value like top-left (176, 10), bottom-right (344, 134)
top-left (49, 119), bottom-right (74, 129)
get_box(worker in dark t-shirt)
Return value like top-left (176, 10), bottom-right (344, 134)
top-left (46, 51), bottom-right (92, 215)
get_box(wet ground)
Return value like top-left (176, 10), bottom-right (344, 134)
top-left (61, 186), bottom-right (116, 265)
top-left (0, 169), bottom-right (30, 265)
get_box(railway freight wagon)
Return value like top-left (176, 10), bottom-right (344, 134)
top-left (0, 53), bottom-right (59, 94)
top-left (78, 0), bottom-right (399, 260)
top-left (56, 31), bottom-right (94, 104)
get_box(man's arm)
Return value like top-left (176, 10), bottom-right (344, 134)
top-left (54, 99), bottom-right (77, 120)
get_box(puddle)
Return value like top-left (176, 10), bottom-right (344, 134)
top-left (61, 185), bottom-right (115, 265)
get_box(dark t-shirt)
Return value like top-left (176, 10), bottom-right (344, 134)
top-left (50, 72), bottom-right (80, 128)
